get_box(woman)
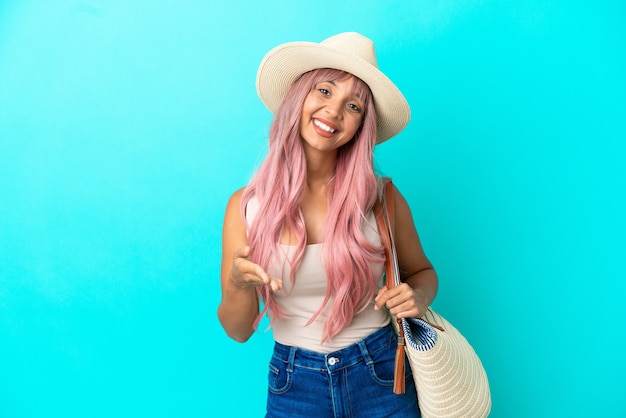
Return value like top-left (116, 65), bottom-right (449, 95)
top-left (218, 32), bottom-right (438, 417)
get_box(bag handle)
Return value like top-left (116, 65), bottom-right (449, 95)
top-left (373, 178), bottom-right (406, 395)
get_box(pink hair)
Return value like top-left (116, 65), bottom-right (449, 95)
top-left (241, 68), bottom-right (384, 342)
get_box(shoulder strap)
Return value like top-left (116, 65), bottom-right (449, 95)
top-left (374, 178), bottom-right (399, 290)
top-left (374, 178), bottom-right (407, 395)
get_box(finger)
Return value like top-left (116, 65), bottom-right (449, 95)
top-left (384, 289), bottom-right (416, 311)
top-left (233, 245), bottom-right (251, 259)
top-left (374, 287), bottom-right (388, 310)
top-left (374, 286), bottom-right (387, 301)
top-left (232, 258), bottom-right (271, 288)
top-left (234, 247), bottom-right (271, 284)
top-left (376, 285), bottom-right (404, 305)
top-left (249, 261), bottom-right (269, 280)
top-left (269, 278), bottom-right (284, 292)
top-left (389, 301), bottom-right (418, 318)
top-left (244, 263), bottom-right (271, 285)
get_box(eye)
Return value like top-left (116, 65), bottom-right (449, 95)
top-left (348, 103), bottom-right (361, 113)
top-left (318, 88), bottom-right (330, 95)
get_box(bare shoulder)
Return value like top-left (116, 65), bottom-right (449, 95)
top-left (227, 187), bottom-right (246, 208)
top-left (223, 187), bottom-right (248, 239)
top-left (224, 187), bottom-right (248, 220)
top-left (389, 182), bottom-right (415, 224)
top-left (389, 182), bottom-right (433, 271)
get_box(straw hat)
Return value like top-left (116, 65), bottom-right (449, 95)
top-left (256, 32), bottom-right (410, 144)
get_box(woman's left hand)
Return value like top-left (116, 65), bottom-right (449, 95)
top-left (374, 283), bottom-right (429, 319)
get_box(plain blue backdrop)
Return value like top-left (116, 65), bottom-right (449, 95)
top-left (1, 1), bottom-right (624, 417)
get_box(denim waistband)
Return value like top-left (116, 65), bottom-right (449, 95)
top-left (272, 324), bottom-right (396, 373)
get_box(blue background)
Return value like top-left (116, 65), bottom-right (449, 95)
top-left (1, 1), bottom-right (624, 417)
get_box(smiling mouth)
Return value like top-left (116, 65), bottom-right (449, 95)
top-left (314, 119), bottom-right (337, 134)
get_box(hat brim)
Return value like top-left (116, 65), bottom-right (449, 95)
top-left (256, 41), bottom-right (410, 144)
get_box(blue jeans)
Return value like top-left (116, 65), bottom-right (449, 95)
top-left (265, 324), bottom-right (421, 417)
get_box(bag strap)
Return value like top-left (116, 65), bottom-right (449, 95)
top-left (374, 178), bottom-right (406, 395)
top-left (374, 178), bottom-right (398, 290)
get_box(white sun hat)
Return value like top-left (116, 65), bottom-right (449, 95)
top-left (256, 32), bottom-right (411, 144)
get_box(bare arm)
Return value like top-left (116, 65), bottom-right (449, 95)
top-left (375, 184), bottom-right (438, 318)
top-left (217, 188), bottom-right (282, 342)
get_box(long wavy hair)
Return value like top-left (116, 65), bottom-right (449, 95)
top-left (241, 68), bottom-right (384, 342)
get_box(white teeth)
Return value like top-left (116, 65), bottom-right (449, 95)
top-left (314, 119), bottom-right (336, 133)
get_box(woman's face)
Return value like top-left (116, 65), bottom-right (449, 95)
top-left (299, 76), bottom-right (365, 153)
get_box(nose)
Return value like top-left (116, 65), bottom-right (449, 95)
top-left (324, 99), bottom-right (342, 118)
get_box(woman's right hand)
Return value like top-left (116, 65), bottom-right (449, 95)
top-left (230, 245), bottom-right (283, 292)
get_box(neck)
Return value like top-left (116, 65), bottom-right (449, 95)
top-left (304, 147), bottom-right (337, 183)
top-left (306, 159), bottom-right (336, 191)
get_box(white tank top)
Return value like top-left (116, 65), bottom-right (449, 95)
top-left (246, 196), bottom-right (389, 353)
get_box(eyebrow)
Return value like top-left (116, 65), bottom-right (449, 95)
top-left (321, 80), bottom-right (364, 101)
